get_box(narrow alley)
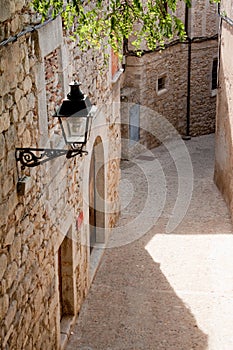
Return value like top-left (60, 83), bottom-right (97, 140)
top-left (66, 134), bottom-right (233, 350)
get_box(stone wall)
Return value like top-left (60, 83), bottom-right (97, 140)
top-left (44, 49), bottom-right (64, 134)
top-left (214, 0), bottom-right (233, 221)
top-left (0, 2), bottom-right (121, 349)
top-left (121, 0), bottom-right (219, 158)
top-left (189, 0), bottom-right (219, 38)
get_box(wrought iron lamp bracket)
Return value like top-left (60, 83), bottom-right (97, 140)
top-left (66, 145), bottom-right (88, 159)
top-left (16, 145), bottom-right (88, 169)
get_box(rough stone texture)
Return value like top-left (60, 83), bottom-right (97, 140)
top-left (66, 134), bottom-right (233, 350)
top-left (214, 0), bottom-right (233, 224)
top-left (0, 3), bottom-right (121, 350)
top-left (44, 48), bottom-right (64, 136)
top-left (122, 0), bottom-right (219, 158)
top-left (190, 0), bottom-right (219, 38)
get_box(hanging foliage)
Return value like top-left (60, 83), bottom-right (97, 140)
top-left (31, 0), bottom-right (220, 54)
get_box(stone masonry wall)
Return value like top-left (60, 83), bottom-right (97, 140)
top-left (44, 49), bottom-right (64, 135)
top-left (189, 39), bottom-right (218, 135)
top-left (121, 0), bottom-right (219, 158)
top-left (0, 2), bottom-right (121, 349)
top-left (214, 0), bottom-right (233, 222)
top-left (190, 0), bottom-right (219, 38)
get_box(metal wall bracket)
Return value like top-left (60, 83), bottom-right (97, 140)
top-left (16, 146), bottom-right (88, 169)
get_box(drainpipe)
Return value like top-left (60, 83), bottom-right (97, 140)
top-left (183, 4), bottom-right (191, 140)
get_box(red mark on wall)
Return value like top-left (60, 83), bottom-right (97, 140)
top-left (76, 211), bottom-right (84, 230)
top-left (111, 48), bottom-right (119, 78)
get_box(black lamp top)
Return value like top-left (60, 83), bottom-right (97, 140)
top-left (54, 81), bottom-right (92, 117)
top-left (67, 81), bottom-right (84, 101)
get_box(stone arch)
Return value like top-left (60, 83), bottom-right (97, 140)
top-left (89, 136), bottom-right (105, 252)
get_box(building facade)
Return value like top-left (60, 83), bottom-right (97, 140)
top-left (121, 0), bottom-right (219, 158)
top-left (214, 1), bottom-right (233, 222)
top-left (0, 1), bottom-right (122, 349)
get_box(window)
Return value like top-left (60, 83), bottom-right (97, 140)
top-left (212, 58), bottom-right (218, 90)
top-left (157, 75), bottom-right (167, 95)
top-left (158, 77), bottom-right (166, 91)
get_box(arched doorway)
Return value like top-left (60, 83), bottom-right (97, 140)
top-left (89, 137), bottom-right (105, 253)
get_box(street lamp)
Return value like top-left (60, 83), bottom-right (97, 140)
top-left (16, 81), bottom-right (93, 169)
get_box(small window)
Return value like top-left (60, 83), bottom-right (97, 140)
top-left (212, 58), bottom-right (218, 90)
top-left (157, 75), bottom-right (167, 95)
top-left (158, 77), bottom-right (166, 91)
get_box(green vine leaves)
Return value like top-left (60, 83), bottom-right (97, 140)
top-left (31, 0), bottom-right (220, 56)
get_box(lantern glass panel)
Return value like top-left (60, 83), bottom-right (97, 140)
top-left (61, 116), bottom-right (88, 144)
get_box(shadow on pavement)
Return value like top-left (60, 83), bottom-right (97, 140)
top-left (66, 234), bottom-right (208, 350)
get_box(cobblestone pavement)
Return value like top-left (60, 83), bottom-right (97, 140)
top-left (66, 134), bottom-right (233, 350)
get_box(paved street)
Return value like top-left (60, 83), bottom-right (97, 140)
top-left (66, 134), bottom-right (233, 350)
